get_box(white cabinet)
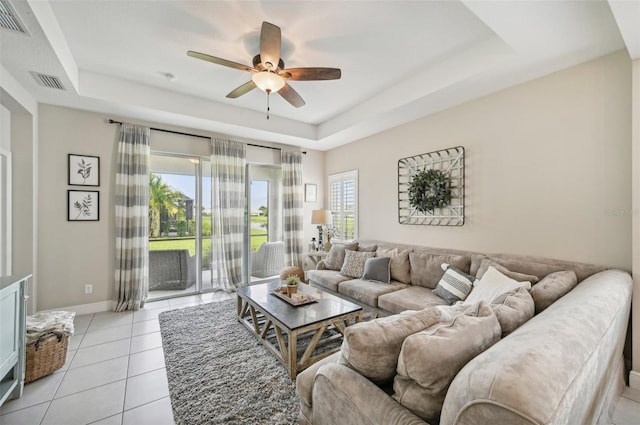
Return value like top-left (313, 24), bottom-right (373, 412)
top-left (0, 274), bottom-right (29, 406)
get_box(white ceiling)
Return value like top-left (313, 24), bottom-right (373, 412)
top-left (1, 0), bottom-right (638, 151)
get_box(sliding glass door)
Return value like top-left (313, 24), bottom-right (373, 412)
top-left (247, 164), bottom-right (284, 282)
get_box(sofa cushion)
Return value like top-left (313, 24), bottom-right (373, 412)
top-left (324, 242), bottom-right (358, 271)
top-left (306, 269), bottom-right (352, 292)
top-left (339, 279), bottom-right (408, 307)
top-left (340, 250), bottom-right (376, 278)
top-left (338, 307), bottom-right (445, 383)
top-left (393, 302), bottom-right (501, 422)
top-left (376, 247), bottom-right (412, 284)
top-left (409, 252), bottom-right (471, 289)
top-left (476, 258), bottom-right (540, 284)
top-left (362, 257), bottom-right (391, 283)
top-left (491, 287), bottom-right (535, 336)
top-left (356, 241), bottom-right (378, 252)
top-left (530, 270), bottom-right (578, 314)
top-left (465, 266), bottom-right (532, 305)
top-left (432, 263), bottom-right (475, 305)
top-left (378, 286), bottom-right (448, 314)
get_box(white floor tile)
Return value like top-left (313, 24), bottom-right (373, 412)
top-left (0, 371), bottom-right (64, 414)
top-left (613, 395), bottom-right (640, 425)
top-left (87, 311), bottom-right (134, 332)
top-left (55, 356), bottom-right (128, 399)
top-left (130, 332), bottom-right (162, 354)
top-left (132, 319), bottom-right (160, 336)
top-left (79, 324), bottom-right (132, 348)
top-left (172, 300), bottom-right (203, 309)
top-left (89, 413), bottom-right (123, 425)
top-left (68, 333), bottom-right (85, 350)
top-left (70, 338), bottom-right (130, 369)
top-left (133, 306), bottom-right (174, 323)
top-left (127, 347), bottom-right (165, 377)
top-left (145, 300), bottom-right (170, 309)
top-left (73, 314), bottom-right (94, 334)
top-left (168, 295), bottom-right (202, 307)
top-left (124, 368), bottom-right (170, 410)
top-left (42, 380), bottom-right (126, 425)
top-left (0, 401), bottom-right (50, 425)
top-left (59, 349), bottom-right (77, 372)
top-left (122, 397), bottom-right (175, 425)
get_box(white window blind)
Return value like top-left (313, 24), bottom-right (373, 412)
top-left (328, 170), bottom-right (358, 240)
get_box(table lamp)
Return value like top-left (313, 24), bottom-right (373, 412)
top-left (311, 210), bottom-right (332, 250)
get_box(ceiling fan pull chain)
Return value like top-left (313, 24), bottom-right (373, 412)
top-left (266, 89), bottom-right (271, 120)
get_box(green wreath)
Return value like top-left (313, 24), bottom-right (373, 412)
top-left (407, 169), bottom-right (452, 214)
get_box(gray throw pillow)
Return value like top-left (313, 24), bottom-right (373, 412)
top-left (338, 307), bottom-right (445, 383)
top-left (490, 287), bottom-right (534, 336)
top-left (476, 259), bottom-right (540, 284)
top-left (362, 257), bottom-right (391, 283)
top-left (409, 252), bottom-right (471, 289)
top-left (530, 270), bottom-right (578, 314)
top-left (432, 263), bottom-right (475, 305)
top-left (340, 250), bottom-right (376, 278)
top-left (393, 302), bottom-right (501, 422)
top-left (324, 242), bottom-right (358, 271)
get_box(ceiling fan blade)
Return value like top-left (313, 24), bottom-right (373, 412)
top-left (226, 80), bottom-right (257, 98)
top-left (280, 68), bottom-right (341, 81)
top-left (260, 22), bottom-right (281, 71)
top-left (187, 51), bottom-right (255, 73)
top-left (278, 83), bottom-right (305, 108)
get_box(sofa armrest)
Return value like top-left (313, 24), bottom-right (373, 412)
top-left (312, 363), bottom-right (427, 425)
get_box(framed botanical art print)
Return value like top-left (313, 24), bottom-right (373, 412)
top-left (305, 183), bottom-right (317, 203)
top-left (68, 154), bottom-right (100, 186)
top-left (68, 190), bottom-right (99, 221)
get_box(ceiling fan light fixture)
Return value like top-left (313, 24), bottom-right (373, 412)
top-left (252, 71), bottom-right (285, 93)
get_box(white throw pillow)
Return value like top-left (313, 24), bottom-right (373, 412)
top-left (464, 266), bottom-right (531, 305)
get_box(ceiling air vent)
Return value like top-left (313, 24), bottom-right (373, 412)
top-left (0, 0), bottom-right (28, 34)
top-left (30, 72), bottom-right (66, 90)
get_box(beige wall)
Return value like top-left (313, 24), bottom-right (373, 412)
top-left (36, 105), bottom-right (324, 310)
top-left (326, 50), bottom-right (632, 270)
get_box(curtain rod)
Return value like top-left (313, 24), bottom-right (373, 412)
top-left (108, 119), bottom-right (306, 154)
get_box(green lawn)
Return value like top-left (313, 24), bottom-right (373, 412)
top-left (149, 217), bottom-right (268, 255)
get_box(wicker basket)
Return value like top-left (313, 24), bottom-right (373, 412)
top-left (25, 331), bottom-right (69, 383)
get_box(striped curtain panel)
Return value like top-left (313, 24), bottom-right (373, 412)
top-left (211, 139), bottom-right (246, 291)
top-left (114, 124), bottom-right (150, 312)
top-left (281, 150), bottom-right (304, 268)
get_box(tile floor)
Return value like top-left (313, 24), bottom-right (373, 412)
top-left (2, 291), bottom-right (640, 425)
top-left (0, 291), bottom-right (232, 425)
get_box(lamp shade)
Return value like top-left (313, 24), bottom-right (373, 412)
top-left (252, 71), bottom-right (285, 93)
top-left (311, 210), bottom-right (332, 225)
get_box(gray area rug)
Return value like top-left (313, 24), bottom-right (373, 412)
top-left (159, 299), bottom-right (300, 425)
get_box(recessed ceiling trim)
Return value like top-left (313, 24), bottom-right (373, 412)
top-left (30, 72), bottom-right (66, 90)
top-left (0, 0), bottom-right (28, 34)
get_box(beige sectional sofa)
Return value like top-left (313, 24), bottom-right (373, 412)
top-left (299, 239), bottom-right (632, 425)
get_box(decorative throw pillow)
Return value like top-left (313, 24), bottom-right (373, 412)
top-left (338, 307), bottom-right (445, 383)
top-left (465, 266), bottom-right (532, 305)
top-left (362, 257), bottom-right (391, 283)
top-left (490, 287), bottom-right (535, 336)
top-left (409, 252), bottom-right (471, 289)
top-left (376, 247), bottom-right (412, 284)
top-left (432, 263), bottom-right (475, 305)
top-left (530, 270), bottom-right (578, 314)
top-left (393, 302), bottom-right (501, 422)
top-left (324, 242), bottom-right (358, 271)
top-left (476, 259), bottom-right (540, 284)
top-left (340, 250), bottom-right (376, 278)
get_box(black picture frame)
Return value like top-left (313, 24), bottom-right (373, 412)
top-left (68, 154), bottom-right (100, 186)
top-left (68, 190), bottom-right (99, 221)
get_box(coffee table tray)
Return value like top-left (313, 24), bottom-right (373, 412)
top-left (271, 288), bottom-right (317, 306)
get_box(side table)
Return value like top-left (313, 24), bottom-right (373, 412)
top-left (304, 251), bottom-right (328, 267)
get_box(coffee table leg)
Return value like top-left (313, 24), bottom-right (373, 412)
top-left (288, 330), bottom-right (298, 379)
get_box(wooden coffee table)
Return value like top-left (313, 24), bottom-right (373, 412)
top-left (237, 281), bottom-right (363, 379)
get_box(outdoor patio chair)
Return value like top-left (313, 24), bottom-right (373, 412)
top-left (251, 241), bottom-right (285, 278)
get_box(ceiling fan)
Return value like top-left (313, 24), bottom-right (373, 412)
top-left (187, 21), bottom-right (341, 113)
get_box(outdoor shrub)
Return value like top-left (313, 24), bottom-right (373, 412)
top-left (202, 218), bottom-right (212, 237)
top-left (161, 222), bottom-right (169, 236)
top-left (202, 243), bottom-right (212, 269)
top-left (176, 220), bottom-right (187, 237)
top-left (187, 220), bottom-right (196, 236)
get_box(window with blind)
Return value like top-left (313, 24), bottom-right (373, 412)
top-left (328, 170), bottom-right (358, 241)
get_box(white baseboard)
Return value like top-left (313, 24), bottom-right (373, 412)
top-left (629, 371), bottom-right (640, 391)
top-left (41, 300), bottom-right (114, 316)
